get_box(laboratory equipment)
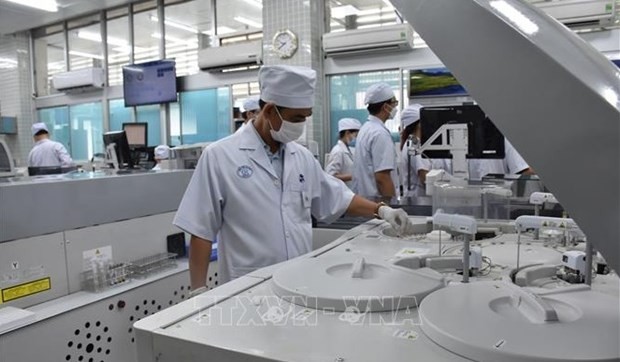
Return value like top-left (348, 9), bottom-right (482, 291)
top-left (0, 138), bottom-right (15, 178)
top-left (103, 130), bottom-right (134, 169)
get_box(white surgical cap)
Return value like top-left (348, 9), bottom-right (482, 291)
top-left (154, 145), bottom-right (170, 160)
top-left (364, 82), bottom-right (395, 104)
top-left (259, 65), bottom-right (316, 109)
top-left (338, 118), bottom-right (362, 132)
top-left (242, 97), bottom-right (260, 112)
top-left (401, 104), bottom-right (423, 128)
top-left (31, 122), bottom-right (49, 136)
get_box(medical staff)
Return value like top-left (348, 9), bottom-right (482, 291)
top-left (173, 65), bottom-right (414, 292)
top-left (325, 118), bottom-right (361, 188)
top-left (468, 139), bottom-right (533, 180)
top-left (400, 104), bottom-right (450, 197)
top-left (241, 96), bottom-right (260, 125)
top-left (152, 145), bottom-right (170, 170)
top-left (28, 122), bottom-right (74, 167)
top-left (352, 82), bottom-right (399, 200)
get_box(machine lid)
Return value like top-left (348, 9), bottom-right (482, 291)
top-left (419, 281), bottom-right (620, 362)
top-left (390, 0), bottom-right (620, 272)
top-left (271, 255), bottom-right (445, 312)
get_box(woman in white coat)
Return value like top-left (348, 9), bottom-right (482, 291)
top-left (325, 118), bottom-right (361, 188)
top-left (173, 65), bottom-right (415, 293)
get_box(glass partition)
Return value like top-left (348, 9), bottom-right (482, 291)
top-left (37, 106), bottom-right (70, 150)
top-left (328, 70), bottom-right (402, 147)
top-left (69, 102), bottom-right (104, 161)
top-left (136, 104), bottom-right (161, 146)
top-left (179, 87), bottom-right (231, 144)
top-left (109, 99), bottom-right (133, 131)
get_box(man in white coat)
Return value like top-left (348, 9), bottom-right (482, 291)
top-left (174, 65), bottom-right (414, 292)
top-left (28, 122), bottom-right (74, 167)
top-left (325, 117), bottom-right (361, 188)
top-left (352, 82), bottom-right (399, 200)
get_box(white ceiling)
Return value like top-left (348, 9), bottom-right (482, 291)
top-left (0, 0), bottom-right (136, 35)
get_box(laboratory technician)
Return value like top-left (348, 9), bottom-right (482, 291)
top-left (174, 65), bottom-right (415, 291)
top-left (352, 82), bottom-right (400, 200)
top-left (325, 118), bottom-right (361, 188)
top-left (152, 145), bottom-right (170, 170)
top-left (28, 122), bottom-right (74, 167)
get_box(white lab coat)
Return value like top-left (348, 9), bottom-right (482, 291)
top-left (325, 140), bottom-right (354, 188)
top-left (28, 139), bottom-right (73, 167)
top-left (351, 116), bottom-right (398, 198)
top-left (173, 122), bottom-right (354, 283)
top-left (401, 141), bottom-right (451, 197)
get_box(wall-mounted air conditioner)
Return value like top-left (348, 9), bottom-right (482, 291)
top-left (323, 23), bottom-right (414, 56)
top-left (533, 0), bottom-right (616, 28)
top-left (198, 40), bottom-right (262, 72)
top-left (52, 67), bottom-right (105, 92)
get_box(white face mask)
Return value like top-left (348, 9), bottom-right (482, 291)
top-left (270, 107), bottom-right (306, 143)
top-left (388, 104), bottom-right (398, 120)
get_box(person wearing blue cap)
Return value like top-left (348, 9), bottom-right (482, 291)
top-left (28, 122), bottom-right (74, 167)
top-left (325, 117), bottom-right (361, 188)
top-left (352, 82), bottom-right (400, 200)
top-left (173, 65), bottom-right (415, 293)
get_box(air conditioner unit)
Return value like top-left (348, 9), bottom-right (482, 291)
top-left (52, 67), bottom-right (105, 92)
top-left (533, 0), bottom-right (616, 28)
top-left (323, 23), bottom-right (414, 56)
top-left (198, 40), bottom-right (262, 72)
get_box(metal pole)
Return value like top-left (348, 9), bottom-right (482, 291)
top-left (585, 240), bottom-right (593, 285)
top-left (462, 235), bottom-right (470, 283)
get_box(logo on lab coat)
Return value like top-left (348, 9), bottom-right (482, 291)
top-left (237, 165), bottom-right (253, 178)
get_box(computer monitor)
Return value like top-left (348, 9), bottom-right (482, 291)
top-left (122, 122), bottom-right (148, 148)
top-left (0, 139), bottom-right (15, 177)
top-left (420, 105), bottom-right (505, 159)
top-left (103, 130), bottom-right (133, 169)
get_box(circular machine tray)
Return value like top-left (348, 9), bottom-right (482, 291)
top-left (271, 255), bottom-right (445, 312)
top-left (419, 281), bottom-right (620, 362)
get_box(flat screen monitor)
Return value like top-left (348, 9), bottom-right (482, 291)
top-left (0, 139), bottom-right (15, 177)
top-left (122, 60), bottom-right (177, 107)
top-left (103, 130), bottom-right (133, 168)
top-left (420, 105), bottom-right (505, 159)
top-left (409, 67), bottom-right (468, 98)
top-left (122, 122), bottom-right (148, 148)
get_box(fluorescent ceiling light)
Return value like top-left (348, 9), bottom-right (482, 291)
top-left (151, 33), bottom-right (197, 44)
top-left (202, 26), bottom-right (237, 36)
top-left (331, 5), bottom-right (359, 18)
top-left (4, 0), bottom-right (57, 12)
top-left (78, 30), bottom-right (128, 47)
top-left (150, 15), bottom-right (199, 34)
top-left (69, 50), bottom-right (103, 60)
top-left (242, 0), bottom-right (262, 8)
top-left (234, 16), bottom-right (262, 28)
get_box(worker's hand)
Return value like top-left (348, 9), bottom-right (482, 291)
top-left (188, 286), bottom-right (207, 298)
top-left (378, 206), bottom-right (414, 237)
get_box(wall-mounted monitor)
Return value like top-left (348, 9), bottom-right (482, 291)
top-left (0, 117), bottom-right (17, 134)
top-left (409, 67), bottom-right (468, 98)
top-left (123, 60), bottom-right (177, 107)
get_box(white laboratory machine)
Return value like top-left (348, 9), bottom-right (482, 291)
top-left (134, 0), bottom-right (619, 361)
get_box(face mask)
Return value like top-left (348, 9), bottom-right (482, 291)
top-left (270, 107), bottom-right (306, 143)
top-left (388, 104), bottom-right (398, 120)
top-left (348, 136), bottom-right (356, 148)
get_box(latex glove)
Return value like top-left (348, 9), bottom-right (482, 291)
top-left (378, 206), bottom-right (414, 236)
top-left (189, 286), bottom-right (207, 298)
